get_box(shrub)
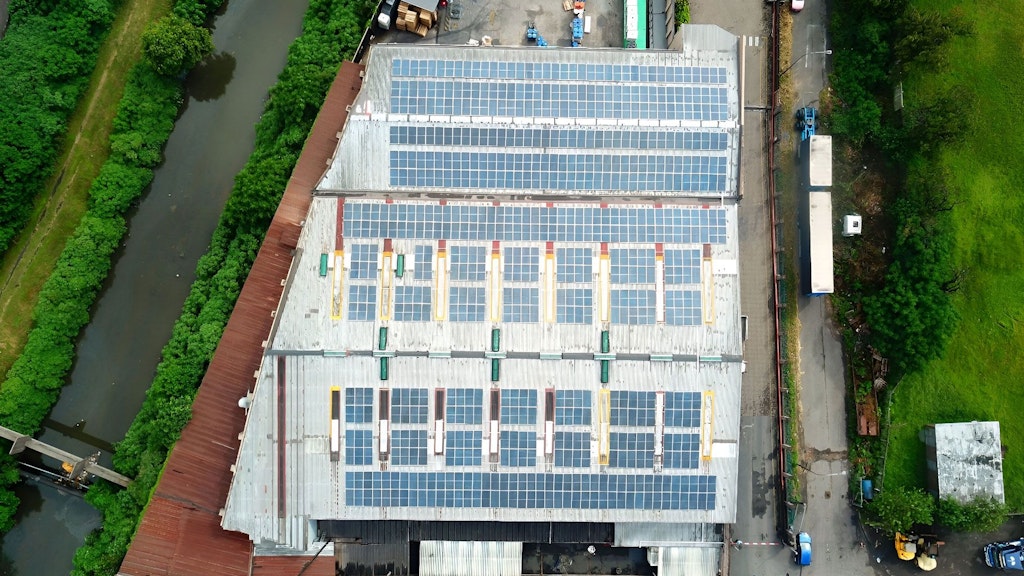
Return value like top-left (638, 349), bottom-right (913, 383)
top-left (938, 497), bottom-right (1009, 533)
top-left (866, 486), bottom-right (935, 536)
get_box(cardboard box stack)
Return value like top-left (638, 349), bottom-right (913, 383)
top-left (395, 2), bottom-right (437, 36)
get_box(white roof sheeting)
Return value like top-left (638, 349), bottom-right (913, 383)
top-left (807, 135), bottom-right (832, 188)
top-left (419, 541), bottom-right (522, 576)
top-left (808, 191), bottom-right (834, 295)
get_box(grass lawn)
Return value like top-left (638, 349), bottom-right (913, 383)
top-left (0, 0), bottom-right (171, 378)
top-left (882, 0), bottom-right (1024, 510)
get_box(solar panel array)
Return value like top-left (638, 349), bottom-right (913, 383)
top-left (446, 389), bottom-right (483, 425)
top-left (345, 388), bottom-right (374, 424)
top-left (391, 81), bottom-right (728, 121)
top-left (379, 57), bottom-right (734, 194)
top-left (390, 126), bottom-right (729, 151)
top-left (390, 151), bottom-right (726, 192)
top-left (346, 471), bottom-right (717, 510)
top-left (344, 202), bottom-right (727, 244)
top-left (391, 60), bottom-right (728, 84)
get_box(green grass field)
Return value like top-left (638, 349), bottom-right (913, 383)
top-left (0, 0), bottom-right (171, 378)
top-left (882, 0), bottom-right (1024, 510)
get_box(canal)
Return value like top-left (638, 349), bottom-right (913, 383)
top-left (0, 0), bottom-right (310, 573)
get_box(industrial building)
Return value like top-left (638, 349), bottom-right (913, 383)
top-left (221, 30), bottom-right (744, 575)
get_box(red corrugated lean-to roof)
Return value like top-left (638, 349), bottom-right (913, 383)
top-left (118, 61), bottom-right (364, 576)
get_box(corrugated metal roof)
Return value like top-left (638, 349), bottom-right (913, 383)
top-left (252, 554), bottom-right (335, 576)
top-left (118, 61), bottom-right (366, 576)
top-left (930, 421), bottom-right (1004, 504)
top-left (419, 541), bottom-right (522, 576)
top-left (222, 40), bottom-right (745, 553)
top-left (614, 522), bottom-right (721, 547)
top-left (651, 545), bottom-right (720, 576)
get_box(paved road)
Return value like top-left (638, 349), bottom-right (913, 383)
top-left (689, 2), bottom-right (784, 576)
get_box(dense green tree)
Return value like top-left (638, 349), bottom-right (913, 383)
top-left (141, 15), bottom-right (214, 77)
top-left (867, 487), bottom-right (936, 535)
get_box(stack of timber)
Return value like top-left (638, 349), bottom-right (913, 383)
top-left (396, 2), bottom-right (437, 36)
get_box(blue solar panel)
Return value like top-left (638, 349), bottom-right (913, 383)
top-left (391, 430), bottom-right (427, 466)
top-left (390, 80), bottom-right (729, 121)
top-left (389, 151), bottom-right (727, 192)
top-left (665, 392), bottom-right (702, 427)
top-left (557, 248), bottom-right (592, 283)
top-left (348, 285), bottom-right (377, 321)
top-left (500, 430), bottom-right (537, 467)
top-left (610, 391), bottom-right (656, 426)
top-left (664, 249), bottom-right (701, 284)
top-left (449, 287), bottom-right (485, 322)
top-left (609, 433), bottom-right (655, 469)
top-left (346, 471), bottom-right (717, 510)
top-left (414, 245), bottom-right (433, 280)
top-left (501, 389), bottom-right (537, 425)
top-left (504, 247), bottom-right (539, 282)
top-left (343, 202), bottom-right (727, 245)
top-left (664, 433), bottom-right (700, 469)
top-left (392, 388), bottom-right (428, 424)
top-left (345, 388), bottom-right (374, 424)
top-left (394, 286), bottom-right (431, 322)
top-left (345, 430), bottom-right (374, 466)
top-left (446, 430), bottom-right (482, 466)
top-left (391, 59), bottom-right (728, 85)
top-left (611, 290), bottom-right (656, 325)
top-left (450, 245), bottom-right (487, 281)
top-left (447, 389), bottom-right (483, 424)
top-left (554, 431), bottom-right (591, 468)
top-left (390, 126), bottom-right (729, 151)
top-left (503, 287), bottom-right (539, 323)
top-left (611, 249), bottom-right (656, 284)
top-left (665, 290), bottom-right (702, 326)
top-left (555, 390), bottom-right (592, 426)
top-left (556, 288), bottom-right (593, 324)
top-left (349, 244), bottom-right (378, 280)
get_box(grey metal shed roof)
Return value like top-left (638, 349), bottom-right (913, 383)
top-left (930, 421), bottom-right (1005, 504)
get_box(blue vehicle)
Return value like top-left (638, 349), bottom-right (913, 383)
top-left (985, 540), bottom-right (1024, 570)
top-left (794, 532), bottom-right (812, 566)
top-left (796, 106), bottom-right (818, 141)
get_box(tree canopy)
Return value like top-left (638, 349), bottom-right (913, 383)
top-left (141, 15), bottom-right (213, 77)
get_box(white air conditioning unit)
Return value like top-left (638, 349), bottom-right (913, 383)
top-left (842, 214), bottom-right (862, 237)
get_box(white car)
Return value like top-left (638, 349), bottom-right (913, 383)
top-left (791, 0), bottom-right (804, 11)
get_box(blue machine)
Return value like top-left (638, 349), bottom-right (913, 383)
top-left (571, 17), bottom-right (584, 47)
top-left (526, 23), bottom-right (549, 47)
top-left (794, 532), bottom-right (812, 566)
top-left (796, 106), bottom-right (818, 141)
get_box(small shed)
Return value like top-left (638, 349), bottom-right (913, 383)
top-left (922, 421), bottom-right (1004, 504)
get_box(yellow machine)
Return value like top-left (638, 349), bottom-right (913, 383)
top-left (895, 532), bottom-right (943, 571)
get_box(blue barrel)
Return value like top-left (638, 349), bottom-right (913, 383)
top-left (862, 479), bottom-right (874, 501)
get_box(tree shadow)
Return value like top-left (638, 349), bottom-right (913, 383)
top-left (187, 51), bottom-right (236, 102)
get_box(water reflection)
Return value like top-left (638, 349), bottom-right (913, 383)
top-left (190, 51), bottom-right (237, 102)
